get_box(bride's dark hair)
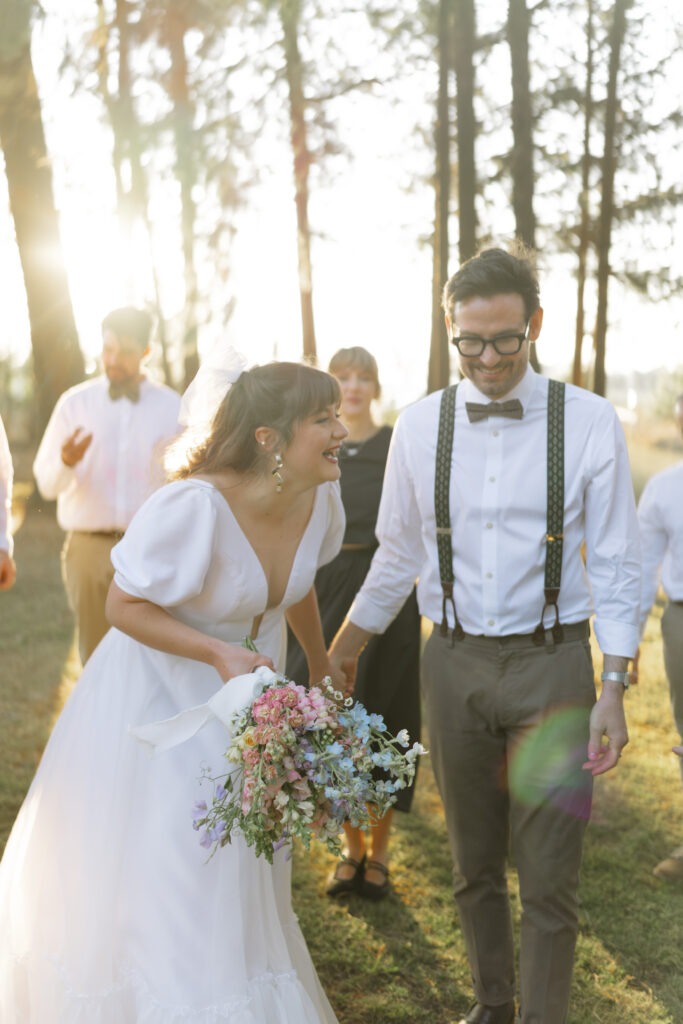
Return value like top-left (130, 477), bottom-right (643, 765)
top-left (170, 361), bottom-right (340, 479)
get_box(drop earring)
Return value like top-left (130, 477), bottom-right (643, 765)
top-left (272, 452), bottom-right (284, 493)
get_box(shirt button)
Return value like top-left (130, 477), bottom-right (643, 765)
top-left (488, 619), bottom-right (495, 627)
top-left (486, 522), bottom-right (493, 529)
top-left (492, 430), bottom-right (500, 437)
top-left (489, 476), bottom-right (496, 483)
top-left (485, 572), bottom-right (493, 579)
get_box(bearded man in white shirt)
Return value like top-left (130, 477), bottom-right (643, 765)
top-left (330, 244), bottom-right (640, 1024)
top-left (636, 393), bottom-right (683, 882)
top-left (0, 412), bottom-right (16, 591)
top-left (33, 307), bottom-right (180, 664)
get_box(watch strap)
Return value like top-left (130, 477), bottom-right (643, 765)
top-left (600, 670), bottom-right (630, 689)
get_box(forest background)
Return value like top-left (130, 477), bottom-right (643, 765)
top-left (0, 0), bottom-right (682, 442)
top-left (2, 3), bottom-right (683, 1020)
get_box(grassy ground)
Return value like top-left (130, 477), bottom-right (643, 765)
top-left (2, 442), bottom-right (683, 1023)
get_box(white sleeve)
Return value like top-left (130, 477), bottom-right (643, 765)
top-left (584, 404), bottom-right (641, 657)
top-left (112, 483), bottom-right (217, 607)
top-left (0, 415), bottom-right (13, 554)
top-left (32, 394), bottom-right (77, 500)
top-left (637, 477), bottom-right (668, 635)
top-left (349, 411), bottom-right (424, 634)
top-left (317, 481), bottom-right (345, 568)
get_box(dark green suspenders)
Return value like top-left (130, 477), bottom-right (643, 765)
top-left (533, 379), bottom-right (566, 645)
top-left (435, 379), bottom-right (566, 646)
top-left (434, 384), bottom-right (462, 641)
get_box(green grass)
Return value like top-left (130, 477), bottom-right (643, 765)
top-left (2, 491), bottom-right (683, 1024)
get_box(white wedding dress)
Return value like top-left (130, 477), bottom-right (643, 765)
top-left (0, 479), bottom-right (344, 1023)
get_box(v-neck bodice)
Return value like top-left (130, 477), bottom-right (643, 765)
top-left (196, 479), bottom-right (317, 615)
top-left (111, 477), bottom-right (345, 671)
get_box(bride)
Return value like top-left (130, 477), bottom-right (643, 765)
top-left (0, 358), bottom-right (347, 1022)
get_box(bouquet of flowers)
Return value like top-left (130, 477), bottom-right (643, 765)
top-left (192, 666), bottom-right (425, 864)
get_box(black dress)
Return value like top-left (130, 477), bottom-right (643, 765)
top-left (286, 425), bottom-right (421, 812)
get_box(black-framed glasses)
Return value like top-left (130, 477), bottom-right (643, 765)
top-left (451, 323), bottom-right (529, 357)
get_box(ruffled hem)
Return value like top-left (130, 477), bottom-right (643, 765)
top-left (3, 957), bottom-right (335, 1024)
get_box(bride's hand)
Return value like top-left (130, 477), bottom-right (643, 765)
top-left (210, 641), bottom-right (274, 682)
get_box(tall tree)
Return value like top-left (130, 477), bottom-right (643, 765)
top-left (161, 2), bottom-right (200, 386)
top-left (452, 0), bottom-right (477, 262)
top-left (0, 0), bottom-right (84, 433)
top-left (95, 0), bottom-right (175, 386)
top-left (277, 0), bottom-right (317, 363)
top-left (506, 0), bottom-right (541, 371)
top-left (428, 0), bottom-right (453, 393)
top-left (572, 0), bottom-right (595, 388)
top-left (593, 0), bottom-right (631, 396)
top-left (507, 0), bottom-right (535, 247)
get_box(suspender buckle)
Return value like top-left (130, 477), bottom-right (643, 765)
top-left (440, 583), bottom-right (464, 645)
top-left (533, 589), bottom-right (564, 650)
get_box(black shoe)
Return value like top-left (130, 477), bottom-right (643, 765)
top-left (325, 853), bottom-right (365, 897)
top-left (458, 1001), bottom-right (516, 1024)
top-left (359, 859), bottom-right (391, 901)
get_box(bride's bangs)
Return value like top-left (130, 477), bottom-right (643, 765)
top-left (291, 366), bottom-right (340, 422)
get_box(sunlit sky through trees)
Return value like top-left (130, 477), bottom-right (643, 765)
top-left (1, 0), bottom-right (682, 409)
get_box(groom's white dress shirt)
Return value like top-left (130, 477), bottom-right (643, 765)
top-left (349, 365), bottom-right (640, 658)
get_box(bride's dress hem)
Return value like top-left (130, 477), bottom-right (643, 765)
top-left (7, 954), bottom-right (331, 1023)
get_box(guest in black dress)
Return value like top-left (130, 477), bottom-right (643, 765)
top-left (286, 347), bottom-right (421, 900)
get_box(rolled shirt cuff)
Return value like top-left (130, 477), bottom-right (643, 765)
top-left (592, 617), bottom-right (640, 661)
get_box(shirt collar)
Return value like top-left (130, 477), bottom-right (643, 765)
top-left (460, 364), bottom-right (537, 414)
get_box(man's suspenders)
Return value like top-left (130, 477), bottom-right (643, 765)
top-left (435, 379), bottom-right (566, 647)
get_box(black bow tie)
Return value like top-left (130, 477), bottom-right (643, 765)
top-left (109, 380), bottom-right (140, 403)
top-left (465, 399), bottom-right (523, 423)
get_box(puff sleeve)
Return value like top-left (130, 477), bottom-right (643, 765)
top-left (112, 482), bottom-right (218, 607)
top-left (317, 481), bottom-right (345, 568)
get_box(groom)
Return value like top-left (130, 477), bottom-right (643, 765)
top-left (330, 243), bottom-right (640, 1024)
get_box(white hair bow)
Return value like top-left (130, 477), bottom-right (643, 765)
top-left (178, 340), bottom-right (248, 432)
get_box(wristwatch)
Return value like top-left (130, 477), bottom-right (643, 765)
top-left (600, 670), bottom-right (630, 689)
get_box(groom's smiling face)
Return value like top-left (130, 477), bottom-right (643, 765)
top-left (450, 293), bottom-right (542, 400)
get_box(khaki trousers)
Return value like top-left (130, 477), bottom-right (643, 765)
top-left (661, 601), bottom-right (683, 786)
top-left (421, 624), bottom-right (595, 1024)
top-left (61, 531), bottom-right (121, 664)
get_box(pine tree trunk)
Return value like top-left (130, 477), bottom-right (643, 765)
top-left (428, 0), bottom-right (453, 394)
top-left (453, 0), bottom-right (477, 263)
top-left (593, 0), bottom-right (631, 397)
top-left (280, 0), bottom-right (317, 364)
top-left (95, 0), bottom-right (175, 388)
top-left (572, 0), bottom-right (594, 388)
top-left (0, 4), bottom-right (83, 434)
top-left (507, 0), bottom-right (540, 371)
top-left (507, 0), bottom-right (535, 247)
top-left (165, 6), bottom-right (200, 387)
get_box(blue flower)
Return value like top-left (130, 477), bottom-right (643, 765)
top-left (371, 750), bottom-right (393, 767)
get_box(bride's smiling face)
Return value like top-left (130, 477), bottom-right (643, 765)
top-left (282, 404), bottom-right (347, 487)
